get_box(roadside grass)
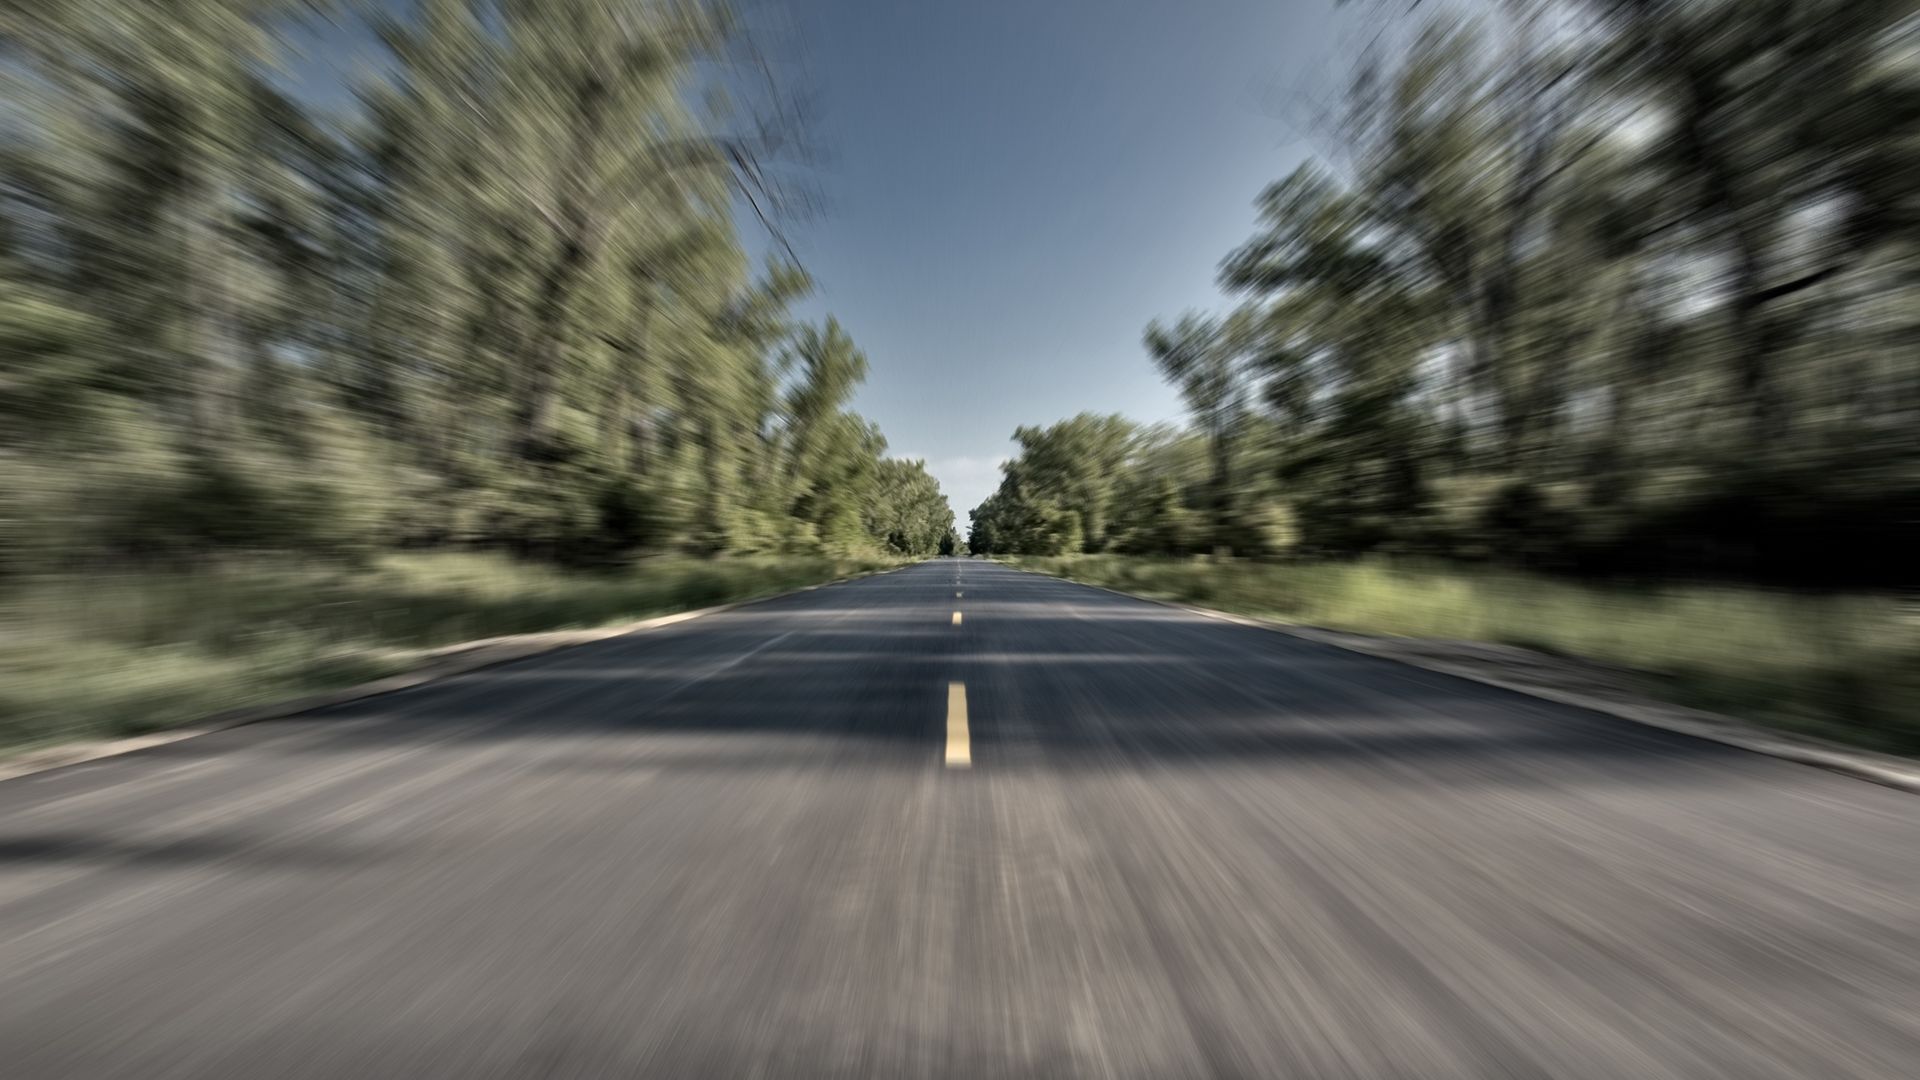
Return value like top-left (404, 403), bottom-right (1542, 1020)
top-left (0, 552), bottom-right (898, 753)
top-left (1008, 555), bottom-right (1920, 754)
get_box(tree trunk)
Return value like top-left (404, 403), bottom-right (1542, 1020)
top-left (511, 72), bottom-right (610, 458)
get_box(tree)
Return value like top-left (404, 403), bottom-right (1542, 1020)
top-left (0, 1), bottom-right (953, 570)
top-left (1110, 0), bottom-right (1917, 581)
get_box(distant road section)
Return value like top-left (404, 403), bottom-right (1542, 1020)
top-left (2, 559), bottom-right (1917, 1078)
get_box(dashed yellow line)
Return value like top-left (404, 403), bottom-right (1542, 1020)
top-left (951, 611), bottom-right (963, 626)
top-left (946, 682), bottom-right (971, 768)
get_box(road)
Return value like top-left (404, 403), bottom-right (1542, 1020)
top-left (2, 558), bottom-right (1917, 1078)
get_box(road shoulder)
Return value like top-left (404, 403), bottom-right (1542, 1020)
top-left (1002, 561), bottom-right (1920, 795)
top-left (0, 564), bottom-right (912, 785)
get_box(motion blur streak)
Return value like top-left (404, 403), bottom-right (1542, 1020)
top-left (2, 561), bottom-right (1917, 1078)
top-left (974, 0), bottom-right (1917, 586)
top-left (2, 0), bottom-right (1917, 1077)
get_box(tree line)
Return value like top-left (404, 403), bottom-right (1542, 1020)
top-left (0, 0), bottom-right (956, 570)
top-left (972, 0), bottom-right (1916, 585)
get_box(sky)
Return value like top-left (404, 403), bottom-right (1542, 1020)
top-left (765, 0), bottom-right (1346, 517)
top-left (288, 0), bottom-right (1354, 520)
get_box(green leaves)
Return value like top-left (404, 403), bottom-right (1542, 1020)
top-left (1021, 0), bottom-right (1920, 582)
top-left (1, 1), bottom-right (950, 569)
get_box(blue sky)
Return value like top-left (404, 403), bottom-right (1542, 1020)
top-left (769, 0), bottom-right (1344, 515)
top-left (289, 1), bottom-right (1351, 518)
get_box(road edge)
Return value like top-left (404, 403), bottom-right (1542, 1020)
top-left (1001, 560), bottom-right (1920, 796)
top-left (0, 562), bottom-right (915, 785)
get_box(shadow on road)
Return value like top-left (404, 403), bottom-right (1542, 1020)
top-left (98, 584), bottom-right (1738, 793)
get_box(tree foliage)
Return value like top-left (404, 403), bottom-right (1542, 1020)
top-left (977, 0), bottom-right (1917, 583)
top-left (0, 0), bottom-right (953, 569)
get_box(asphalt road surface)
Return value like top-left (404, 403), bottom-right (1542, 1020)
top-left (3, 559), bottom-right (1917, 1078)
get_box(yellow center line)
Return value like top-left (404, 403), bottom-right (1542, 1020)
top-left (945, 682), bottom-right (971, 768)
top-left (951, 611), bottom-right (963, 626)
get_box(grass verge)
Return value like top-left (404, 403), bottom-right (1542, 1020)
top-left (0, 552), bottom-right (900, 754)
top-left (1008, 555), bottom-right (1920, 754)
